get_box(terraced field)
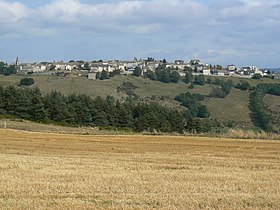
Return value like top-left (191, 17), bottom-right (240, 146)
top-left (0, 129), bottom-right (280, 209)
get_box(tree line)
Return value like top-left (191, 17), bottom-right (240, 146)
top-left (0, 62), bottom-right (16, 76)
top-left (249, 83), bottom-right (280, 132)
top-left (0, 85), bottom-right (188, 133)
top-left (0, 84), bottom-right (231, 133)
top-left (145, 65), bottom-right (181, 83)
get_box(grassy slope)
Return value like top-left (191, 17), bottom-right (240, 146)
top-left (203, 88), bottom-right (252, 127)
top-left (0, 75), bottom-right (279, 128)
top-left (1, 129), bottom-right (280, 209)
top-left (205, 75), bottom-right (279, 86)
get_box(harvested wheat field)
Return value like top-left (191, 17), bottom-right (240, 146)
top-left (0, 129), bottom-right (280, 209)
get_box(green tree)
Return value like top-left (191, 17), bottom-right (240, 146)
top-left (14, 91), bottom-right (32, 119)
top-left (92, 96), bottom-right (109, 126)
top-left (169, 71), bottom-right (181, 83)
top-left (157, 69), bottom-right (170, 83)
top-left (3, 65), bottom-right (16, 76)
top-left (236, 80), bottom-right (250, 91)
top-left (209, 87), bottom-right (226, 98)
top-left (221, 81), bottom-right (232, 96)
top-left (30, 94), bottom-right (47, 121)
top-left (197, 105), bottom-right (210, 118)
top-left (0, 62), bottom-right (5, 74)
top-left (184, 66), bottom-right (193, 72)
top-left (84, 62), bottom-right (90, 70)
top-left (146, 70), bottom-right (157, 80)
top-left (44, 91), bottom-right (73, 124)
top-left (194, 75), bottom-right (205, 86)
top-left (184, 71), bottom-right (193, 84)
top-left (188, 83), bottom-right (194, 89)
top-left (109, 69), bottom-right (121, 77)
top-left (20, 78), bottom-right (35, 86)
top-left (206, 77), bottom-right (212, 84)
top-left (3, 86), bottom-right (19, 115)
top-left (0, 86), bottom-right (5, 114)
top-left (67, 94), bottom-right (93, 125)
top-left (99, 70), bottom-right (109, 80)
top-left (116, 101), bottom-right (134, 128)
top-left (252, 74), bottom-right (262, 79)
top-left (249, 83), bottom-right (280, 132)
top-left (133, 66), bottom-right (142, 77)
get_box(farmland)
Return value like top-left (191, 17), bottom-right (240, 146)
top-left (1, 129), bottom-right (280, 209)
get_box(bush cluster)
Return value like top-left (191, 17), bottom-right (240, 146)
top-left (0, 85), bottom-right (187, 133)
top-left (145, 64), bottom-right (181, 83)
top-left (249, 83), bottom-right (280, 132)
top-left (175, 92), bottom-right (210, 119)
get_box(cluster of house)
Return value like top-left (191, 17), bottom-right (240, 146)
top-left (15, 57), bottom-right (278, 79)
top-left (16, 58), bottom-right (182, 74)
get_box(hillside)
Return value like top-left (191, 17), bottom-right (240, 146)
top-left (202, 88), bottom-right (252, 127)
top-left (0, 75), bottom-right (279, 130)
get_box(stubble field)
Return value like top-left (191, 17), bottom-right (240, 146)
top-left (0, 129), bottom-right (280, 209)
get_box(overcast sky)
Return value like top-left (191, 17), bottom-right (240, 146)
top-left (1, 0), bottom-right (280, 67)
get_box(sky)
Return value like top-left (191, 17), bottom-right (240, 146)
top-left (1, 0), bottom-right (280, 67)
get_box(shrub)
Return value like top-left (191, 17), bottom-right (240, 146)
top-left (169, 71), bottom-right (181, 83)
top-left (133, 67), bottom-right (142, 77)
top-left (194, 75), bottom-right (205, 86)
top-left (236, 80), bottom-right (250, 91)
top-left (188, 83), bottom-right (194, 89)
top-left (20, 78), bottom-right (35, 86)
top-left (184, 71), bottom-right (193, 84)
top-left (252, 74), bottom-right (262, 79)
top-left (209, 87), bottom-right (226, 98)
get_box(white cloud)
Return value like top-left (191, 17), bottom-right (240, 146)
top-left (0, 1), bottom-right (28, 23)
top-left (193, 48), bottom-right (261, 66)
top-left (30, 0), bottom-right (211, 33)
top-left (1, 0), bottom-right (279, 33)
top-left (2, 0), bottom-right (279, 36)
top-left (1, 0), bottom-right (280, 66)
top-left (0, 33), bottom-right (21, 39)
top-left (40, 0), bottom-right (84, 23)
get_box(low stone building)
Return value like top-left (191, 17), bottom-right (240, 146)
top-left (88, 72), bottom-right (97, 80)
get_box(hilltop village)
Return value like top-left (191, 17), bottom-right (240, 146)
top-left (1, 56), bottom-right (280, 134)
top-left (12, 58), bottom-right (278, 80)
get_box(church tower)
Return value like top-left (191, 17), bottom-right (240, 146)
top-left (15, 56), bottom-right (19, 67)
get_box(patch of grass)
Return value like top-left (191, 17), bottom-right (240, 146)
top-left (0, 75), bottom-right (230, 99)
top-left (0, 75), bottom-right (24, 86)
top-left (222, 129), bottom-right (280, 140)
top-left (205, 75), bottom-right (280, 86)
top-left (203, 88), bottom-right (253, 127)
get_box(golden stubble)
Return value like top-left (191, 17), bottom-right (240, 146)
top-left (0, 129), bottom-right (280, 209)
